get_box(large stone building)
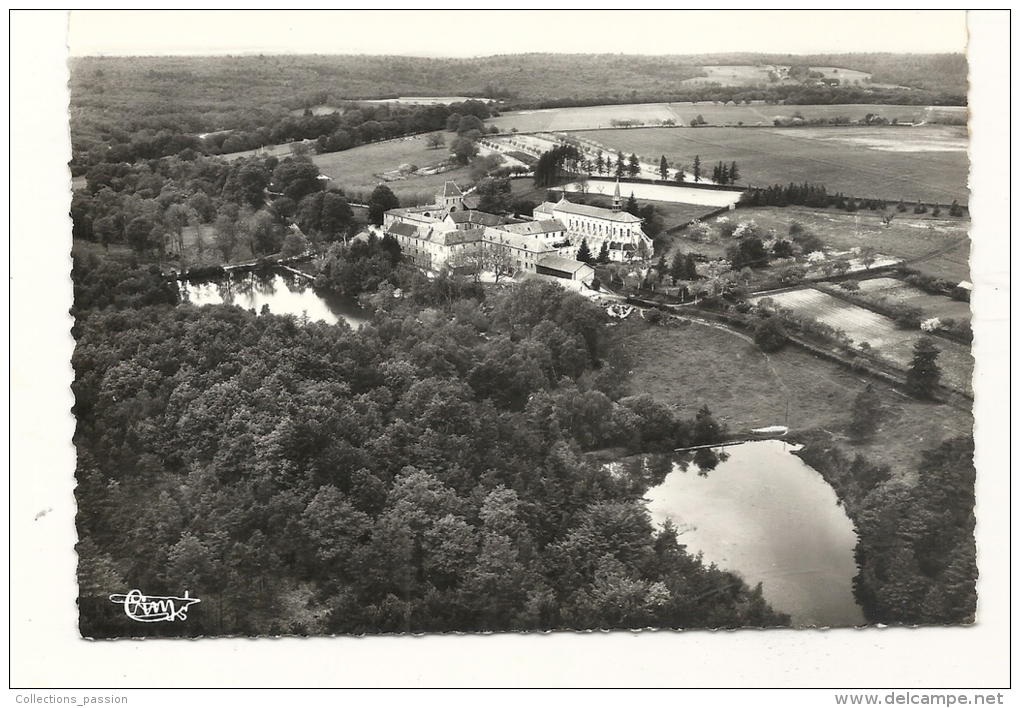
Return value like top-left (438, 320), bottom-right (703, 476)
top-left (383, 180), bottom-right (596, 284)
top-left (532, 181), bottom-right (653, 262)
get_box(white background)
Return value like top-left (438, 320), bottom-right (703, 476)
top-left (8, 10), bottom-right (1012, 689)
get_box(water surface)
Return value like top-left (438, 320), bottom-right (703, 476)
top-left (179, 270), bottom-right (369, 329)
top-left (645, 440), bottom-right (864, 627)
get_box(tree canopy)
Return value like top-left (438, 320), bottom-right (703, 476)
top-left (72, 259), bottom-right (784, 637)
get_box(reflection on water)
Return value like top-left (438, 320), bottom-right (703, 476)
top-left (178, 270), bottom-right (370, 329)
top-left (645, 440), bottom-right (865, 627)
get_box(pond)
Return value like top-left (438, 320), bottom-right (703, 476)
top-left (178, 270), bottom-right (370, 329)
top-left (644, 439), bottom-right (865, 627)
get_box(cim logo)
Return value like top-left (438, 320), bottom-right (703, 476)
top-left (109, 589), bottom-right (200, 623)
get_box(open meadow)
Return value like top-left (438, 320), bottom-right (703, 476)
top-left (611, 317), bottom-right (972, 476)
top-left (568, 125), bottom-right (969, 205)
top-left (311, 135), bottom-right (473, 205)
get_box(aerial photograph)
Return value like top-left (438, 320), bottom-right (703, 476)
top-left (58, 10), bottom-right (985, 648)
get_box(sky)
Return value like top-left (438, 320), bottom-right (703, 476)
top-left (67, 10), bottom-right (969, 57)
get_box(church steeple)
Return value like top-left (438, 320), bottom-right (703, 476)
top-left (612, 177), bottom-right (622, 213)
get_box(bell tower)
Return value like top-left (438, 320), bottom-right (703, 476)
top-left (612, 177), bottom-right (622, 213)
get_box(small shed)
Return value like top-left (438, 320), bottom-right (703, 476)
top-left (536, 255), bottom-right (595, 285)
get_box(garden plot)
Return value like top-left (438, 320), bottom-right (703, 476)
top-left (753, 288), bottom-right (973, 394)
top-left (856, 277), bottom-right (973, 322)
top-left (755, 289), bottom-right (902, 349)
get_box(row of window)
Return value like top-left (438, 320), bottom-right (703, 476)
top-left (566, 217), bottom-right (632, 239)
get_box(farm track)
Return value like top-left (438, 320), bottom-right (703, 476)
top-left (901, 234), bottom-right (972, 270)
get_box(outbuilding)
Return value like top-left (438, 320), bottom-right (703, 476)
top-left (535, 254), bottom-right (596, 285)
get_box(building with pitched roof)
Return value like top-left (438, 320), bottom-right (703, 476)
top-left (385, 220), bottom-right (486, 270)
top-left (532, 188), bottom-right (653, 262)
top-left (535, 254), bottom-right (596, 284)
top-left (383, 181), bottom-right (478, 232)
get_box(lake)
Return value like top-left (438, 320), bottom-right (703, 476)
top-left (178, 270), bottom-right (370, 329)
top-left (645, 439), bottom-right (865, 627)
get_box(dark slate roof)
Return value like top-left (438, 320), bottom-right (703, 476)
top-left (500, 219), bottom-right (567, 236)
top-left (438, 181), bottom-right (464, 198)
top-left (447, 210), bottom-right (522, 227)
top-left (386, 223), bottom-right (419, 238)
top-left (431, 226), bottom-right (485, 246)
top-left (554, 199), bottom-right (642, 223)
top-left (536, 254), bottom-right (593, 274)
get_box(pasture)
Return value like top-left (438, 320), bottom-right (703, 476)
top-left (681, 65), bottom-right (779, 87)
top-left (574, 126), bottom-right (969, 206)
top-left (719, 206), bottom-right (971, 283)
top-left (810, 67), bottom-right (873, 84)
top-left (311, 135), bottom-right (473, 205)
top-left (488, 103), bottom-right (966, 133)
top-left (612, 317), bottom-right (972, 475)
top-left (753, 288), bottom-right (973, 394)
top-left (857, 277), bottom-right (972, 322)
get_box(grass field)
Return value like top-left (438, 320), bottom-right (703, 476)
top-left (753, 288), bottom-right (973, 394)
top-left (682, 65), bottom-right (776, 87)
top-left (567, 126), bottom-right (969, 205)
top-left (612, 317), bottom-right (972, 477)
top-left (721, 206), bottom-right (971, 283)
top-left (857, 277), bottom-right (973, 322)
top-left (311, 136), bottom-right (473, 205)
top-left (489, 103), bottom-right (966, 133)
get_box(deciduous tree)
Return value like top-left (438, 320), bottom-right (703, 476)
top-left (368, 184), bottom-right (400, 225)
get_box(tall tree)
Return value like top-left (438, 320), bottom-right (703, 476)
top-left (273, 157), bottom-right (324, 203)
top-left (693, 155), bottom-right (701, 183)
top-left (596, 241), bottom-right (610, 264)
top-left (615, 151), bottom-right (625, 178)
top-left (729, 161), bottom-right (740, 183)
top-left (627, 153), bottom-right (641, 178)
top-left (213, 210), bottom-right (239, 261)
top-left (849, 384), bottom-right (882, 439)
top-left (683, 253), bottom-right (698, 280)
top-left (906, 337), bottom-right (942, 399)
top-left (450, 136), bottom-right (479, 165)
top-left (669, 250), bottom-right (686, 281)
top-left (659, 155), bottom-right (669, 180)
top-left (595, 150), bottom-right (605, 176)
top-left (625, 193), bottom-right (639, 217)
top-left (368, 184), bottom-right (400, 225)
top-left (576, 238), bottom-right (593, 264)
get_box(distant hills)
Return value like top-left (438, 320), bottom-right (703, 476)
top-left (70, 52), bottom-right (967, 110)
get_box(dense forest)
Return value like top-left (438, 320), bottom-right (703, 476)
top-left (68, 52), bottom-right (967, 169)
top-left (73, 256), bottom-right (789, 636)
